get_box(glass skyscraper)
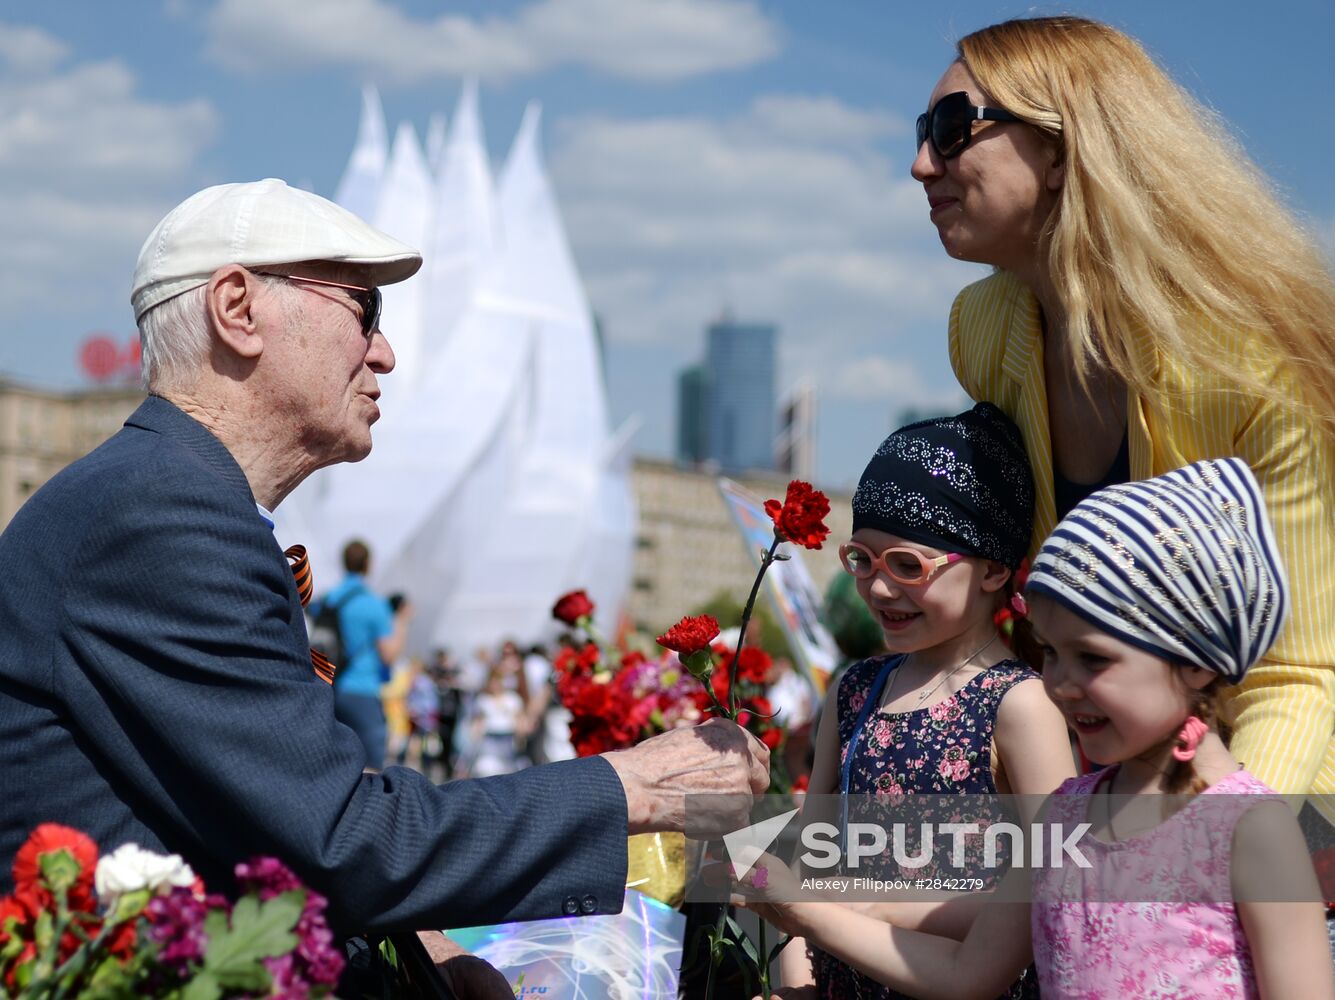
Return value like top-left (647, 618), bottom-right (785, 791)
top-left (703, 318), bottom-right (775, 473)
top-left (675, 364), bottom-right (709, 464)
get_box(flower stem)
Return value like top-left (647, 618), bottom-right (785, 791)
top-left (758, 917), bottom-right (770, 997)
top-left (28, 889), bottom-right (78, 998)
top-left (704, 903), bottom-right (727, 1000)
top-left (580, 615), bottom-right (605, 649)
top-left (47, 919), bottom-right (122, 1000)
top-left (726, 536), bottom-right (782, 717)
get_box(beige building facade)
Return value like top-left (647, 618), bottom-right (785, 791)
top-left (626, 457), bottom-right (853, 636)
top-left (0, 378), bottom-right (144, 529)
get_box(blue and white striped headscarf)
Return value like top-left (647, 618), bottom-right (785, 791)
top-left (1026, 459), bottom-right (1288, 682)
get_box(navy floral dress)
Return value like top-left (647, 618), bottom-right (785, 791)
top-left (811, 653), bottom-right (1041, 1000)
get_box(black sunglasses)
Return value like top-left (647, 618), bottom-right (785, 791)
top-left (255, 272), bottom-right (382, 340)
top-left (916, 91), bottom-right (1021, 160)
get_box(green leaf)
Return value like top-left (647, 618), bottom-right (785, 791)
top-left (197, 890), bottom-right (301, 991)
top-left (767, 934), bottom-right (793, 964)
top-left (725, 915), bottom-right (760, 968)
top-left (181, 970), bottom-right (223, 1000)
top-left (202, 908), bottom-right (228, 942)
top-left (82, 951), bottom-right (149, 1000)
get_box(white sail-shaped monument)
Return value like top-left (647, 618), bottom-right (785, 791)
top-left (370, 121), bottom-right (433, 389)
top-left (333, 85), bottom-right (388, 225)
top-left (273, 83), bottom-right (633, 655)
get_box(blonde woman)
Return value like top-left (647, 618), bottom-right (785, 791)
top-left (912, 15), bottom-right (1335, 804)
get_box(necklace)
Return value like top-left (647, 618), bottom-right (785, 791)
top-left (884, 634), bottom-right (999, 710)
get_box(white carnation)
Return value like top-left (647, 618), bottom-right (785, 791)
top-left (94, 843), bottom-right (196, 907)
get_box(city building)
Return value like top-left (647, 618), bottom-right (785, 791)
top-left (625, 456), bottom-right (851, 637)
top-left (775, 378), bottom-right (817, 481)
top-left (675, 364), bottom-right (708, 464)
top-left (704, 318), bottom-right (775, 473)
top-left (0, 378), bottom-right (144, 528)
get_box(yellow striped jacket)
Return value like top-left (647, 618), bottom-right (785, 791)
top-left (950, 270), bottom-right (1335, 797)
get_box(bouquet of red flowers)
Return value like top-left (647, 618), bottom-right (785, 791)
top-left (0, 823), bottom-right (342, 997)
top-left (552, 481), bottom-right (830, 999)
top-left (549, 600), bottom-right (787, 766)
top-left (550, 591), bottom-right (702, 755)
top-left (551, 479), bottom-right (829, 773)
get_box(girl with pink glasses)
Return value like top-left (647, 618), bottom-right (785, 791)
top-left (783, 403), bottom-right (1073, 1000)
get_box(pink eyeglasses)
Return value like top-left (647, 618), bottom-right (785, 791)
top-left (838, 541), bottom-right (962, 586)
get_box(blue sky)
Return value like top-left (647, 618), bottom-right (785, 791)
top-left (3, 0), bottom-right (1332, 486)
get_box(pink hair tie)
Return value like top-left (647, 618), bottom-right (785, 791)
top-left (1172, 716), bottom-right (1209, 762)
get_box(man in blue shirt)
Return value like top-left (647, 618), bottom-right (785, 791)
top-left (321, 539), bottom-right (409, 769)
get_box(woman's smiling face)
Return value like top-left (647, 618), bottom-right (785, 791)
top-left (910, 61), bottom-right (1064, 279)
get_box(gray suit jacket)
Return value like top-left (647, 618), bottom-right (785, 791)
top-left (0, 396), bottom-right (628, 932)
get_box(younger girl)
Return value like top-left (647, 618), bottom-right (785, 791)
top-left (748, 459), bottom-right (1334, 999)
top-left (784, 403), bottom-right (1075, 999)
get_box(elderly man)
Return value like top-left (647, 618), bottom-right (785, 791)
top-left (0, 179), bottom-right (767, 934)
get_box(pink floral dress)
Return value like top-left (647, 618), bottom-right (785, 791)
top-left (811, 654), bottom-right (1040, 1000)
top-left (1032, 767), bottom-right (1272, 999)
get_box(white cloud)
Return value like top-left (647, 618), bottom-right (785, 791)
top-left (747, 95), bottom-right (908, 146)
top-left (0, 23), bottom-right (218, 311)
top-left (204, 0), bottom-right (780, 83)
top-left (0, 23), bottom-right (69, 76)
top-left (549, 95), bottom-right (983, 355)
top-left (554, 114), bottom-right (914, 260)
top-left (829, 356), bottom-right (967, 407)
top-left (543, 92), bottom-right (988, 476)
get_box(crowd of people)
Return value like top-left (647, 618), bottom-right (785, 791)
top-left (379, 640), bottom-right (568, 781)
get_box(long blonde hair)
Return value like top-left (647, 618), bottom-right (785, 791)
top-left (958, 16), bottom-right (1335, 445)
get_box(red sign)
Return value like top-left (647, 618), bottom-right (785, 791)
top-left (78, 334), bottom-right (141, 384)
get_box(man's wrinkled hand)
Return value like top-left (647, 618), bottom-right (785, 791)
top-left (601, 718), bottom-right (769, 835)
top-left (416, 931), bottom-right (512, 1000)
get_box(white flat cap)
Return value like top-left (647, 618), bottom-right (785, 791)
top-left (131, 178), bottom-right (422, 320)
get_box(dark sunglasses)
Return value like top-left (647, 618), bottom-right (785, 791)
top-left (255, 272), bottom-right (382, 340)
top-left (916, 90), bottom-right (1021, 160)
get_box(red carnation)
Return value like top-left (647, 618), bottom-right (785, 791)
top-left (12, 824), bottom-right (98, 912)
top-left (760, 727), bottom-right (784, 750)
top-left (736, 646), bottom-right (773, 684)
top-left (763, 480), bottom-right (831, 550)
top-left (656, 615), bottom-right (721, 656)
top-left (552, 590), bottom-right (595, 626)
